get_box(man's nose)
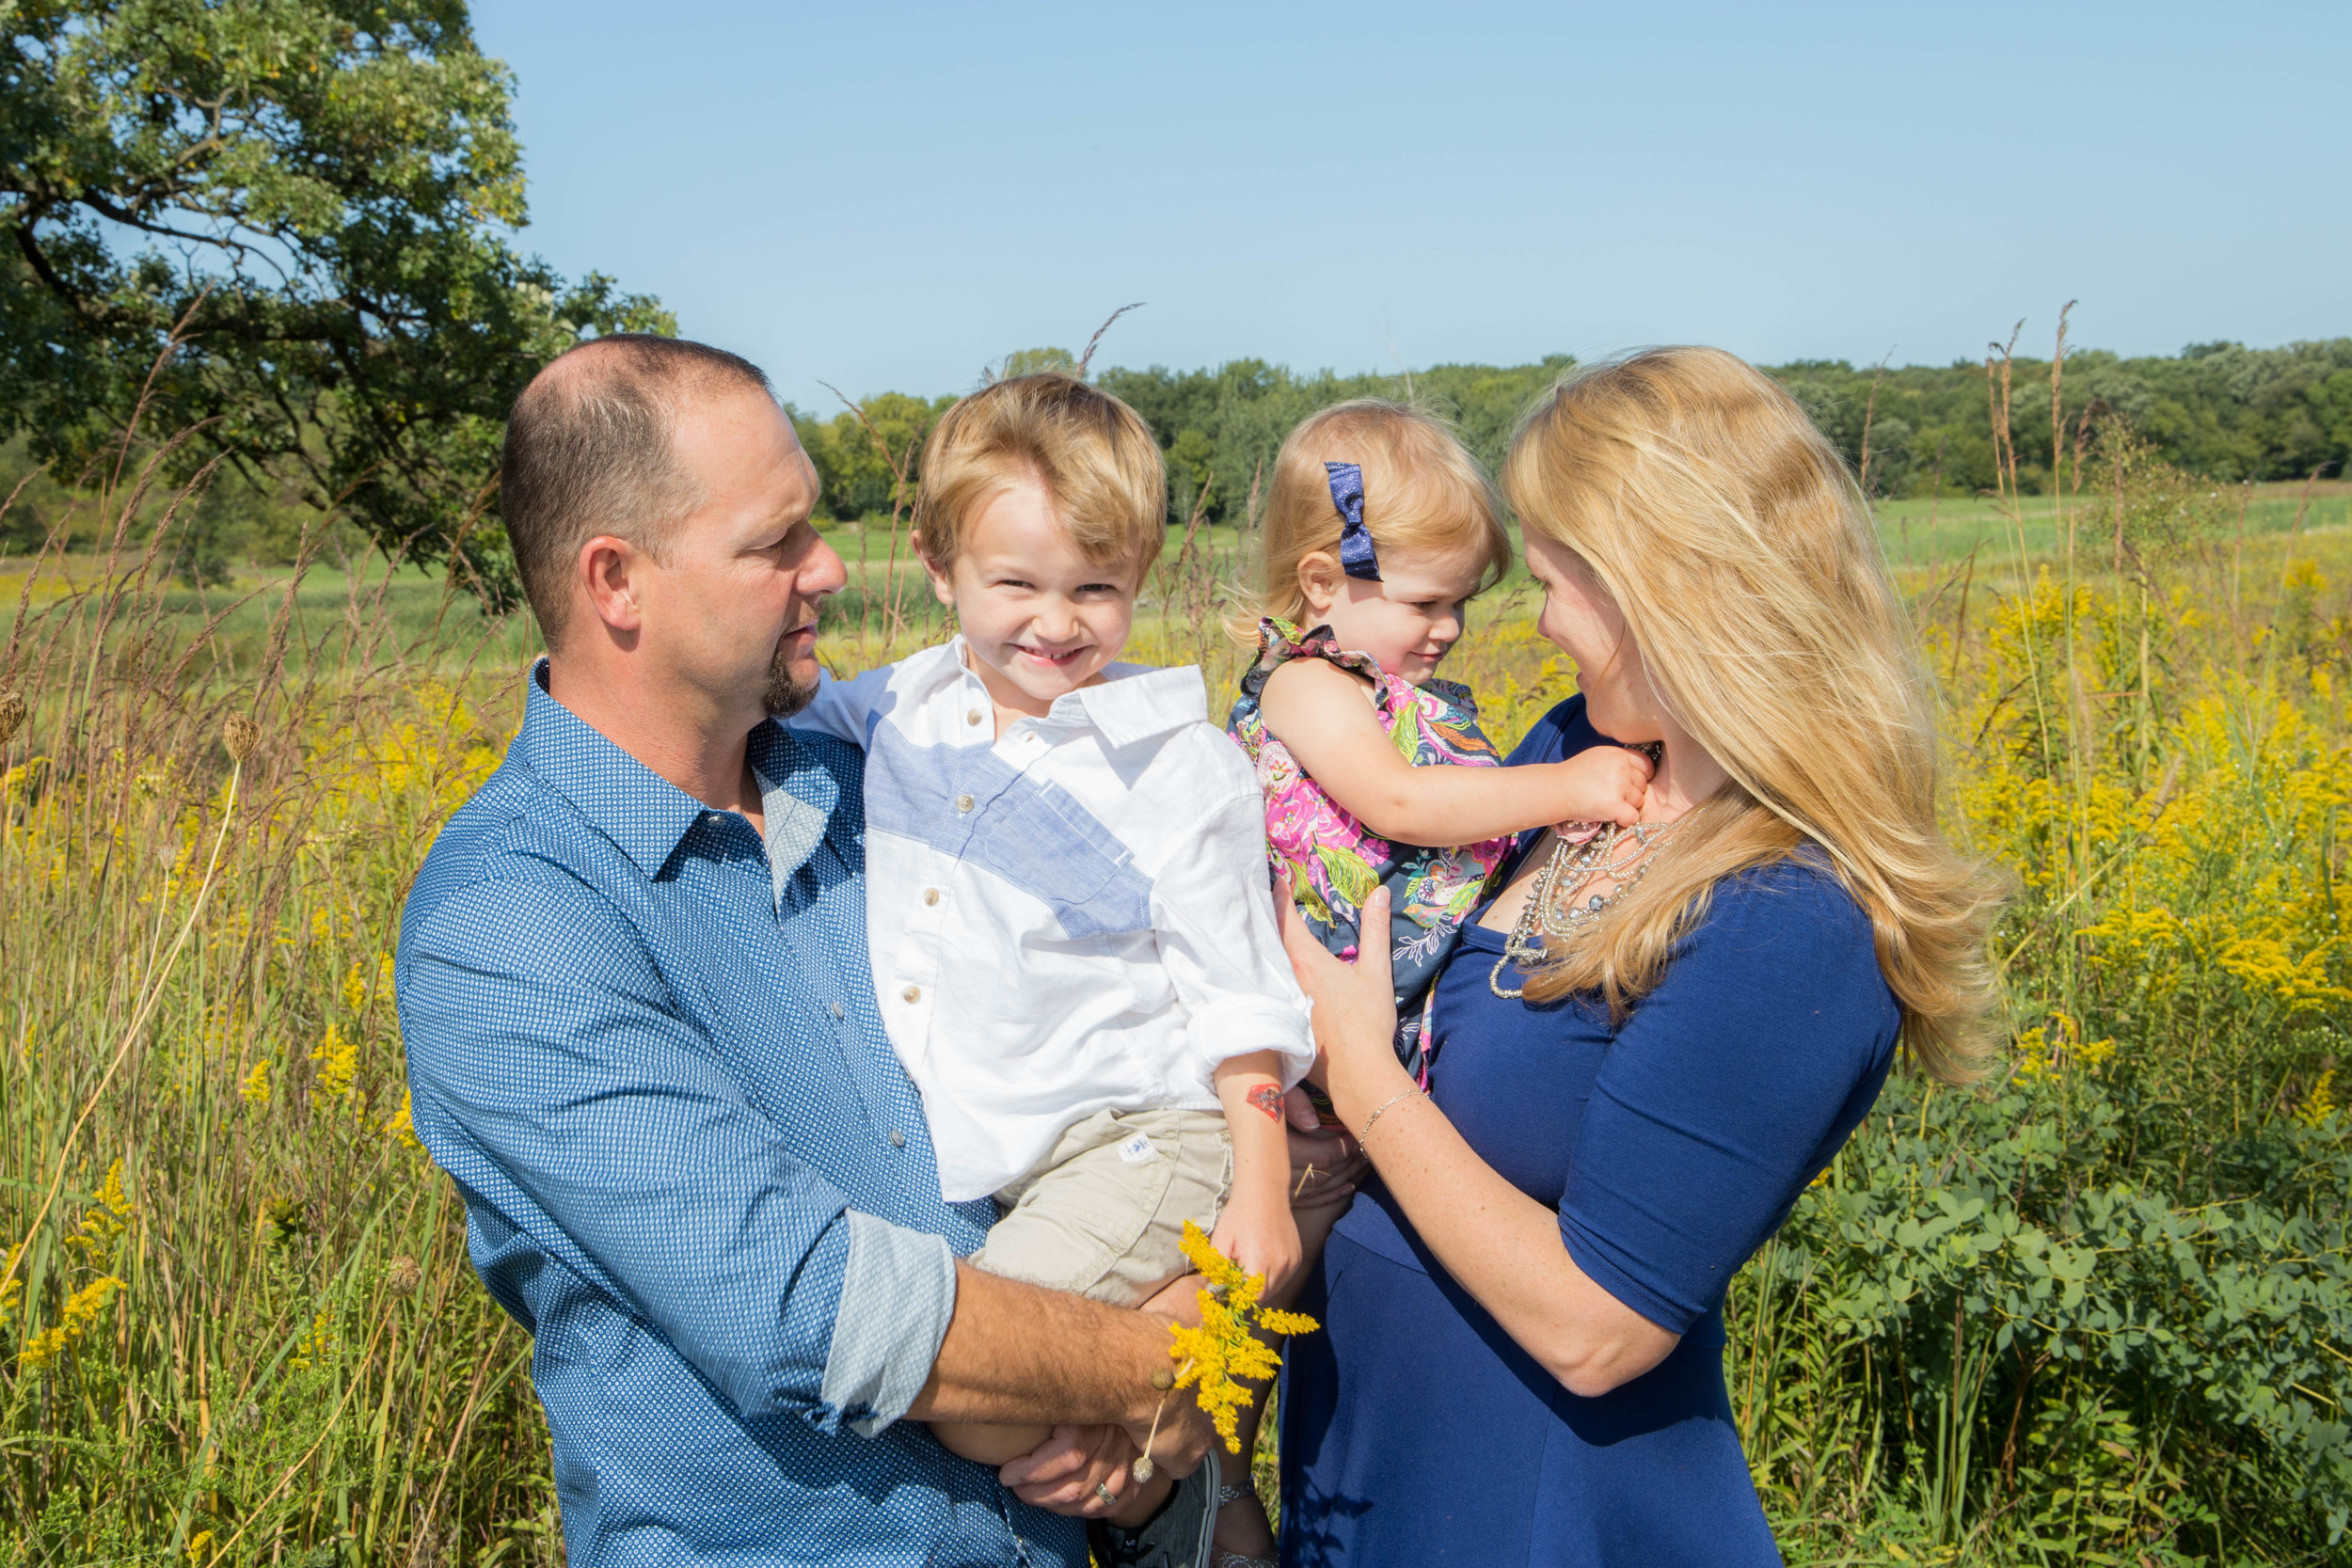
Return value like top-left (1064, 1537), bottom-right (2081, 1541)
top-left (801, 537), bottom-right (849, 601)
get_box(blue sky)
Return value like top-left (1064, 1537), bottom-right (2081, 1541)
top-left (471, 0), bottom-right (2349, 411)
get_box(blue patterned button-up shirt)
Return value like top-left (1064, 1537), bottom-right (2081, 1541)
top-left (396, 664), bottom-right (1082, 1566)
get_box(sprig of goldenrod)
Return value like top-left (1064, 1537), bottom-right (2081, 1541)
top-left (1164, 1221), bottom-right (1319, 1454)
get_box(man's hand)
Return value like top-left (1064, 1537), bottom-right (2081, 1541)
top-left (910, 1262), bottom-right (1216, 1475)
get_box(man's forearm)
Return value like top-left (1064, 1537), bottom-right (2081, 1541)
top-left (905, 1262), bottom-right (1175, 1430)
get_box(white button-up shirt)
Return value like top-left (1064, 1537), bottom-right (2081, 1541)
top-left (794, 639), bottom-right (1315, 1202)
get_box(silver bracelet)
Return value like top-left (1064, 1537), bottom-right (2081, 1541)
top-left (1356, 1086), bottom-right (1424, 1151)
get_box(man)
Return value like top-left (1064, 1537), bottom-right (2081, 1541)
top-left (395, 336), bottom-right (1350, 1565)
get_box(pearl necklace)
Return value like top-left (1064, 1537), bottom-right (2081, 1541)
top-left (1488, 821), bottom-right (1673, 1000)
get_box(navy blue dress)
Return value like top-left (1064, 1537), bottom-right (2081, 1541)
top-left (1279, 697), bottom-right (1901, 1566)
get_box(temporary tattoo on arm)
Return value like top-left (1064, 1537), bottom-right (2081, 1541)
top-left (1247, 1084), bottom-right (1284, 1123)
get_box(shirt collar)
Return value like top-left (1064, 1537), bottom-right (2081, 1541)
top-left (517, 659), bottom-right (838, 889)
top-left (747, 721), bottom-right (838, 900)
top-left (938, 635), bottom-right (1205, 749)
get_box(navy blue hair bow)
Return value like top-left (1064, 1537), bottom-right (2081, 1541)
top-left (1325, 461), bottom-right (1381, 581)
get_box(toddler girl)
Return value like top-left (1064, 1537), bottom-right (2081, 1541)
top-left (1227, 400), bottom-right (1653, 1077)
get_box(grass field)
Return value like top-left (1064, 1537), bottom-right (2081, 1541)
top-left (1871, 479), bottom-right (2352, 572)
top-left (1, 442), bottom-right (2348, 1565)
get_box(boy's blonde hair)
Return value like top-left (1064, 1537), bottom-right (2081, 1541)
top-left (1237, 400), bottom-right (1513, 635)
top-left (1502, 347), bottom-right (2003, 1084)
top-left (914, 373), bottom-right (1166, 581)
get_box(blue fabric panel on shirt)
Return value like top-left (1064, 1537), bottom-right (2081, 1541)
top-left (864, 723), bottom-right (1154, 940)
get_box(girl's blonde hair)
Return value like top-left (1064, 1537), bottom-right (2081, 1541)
top-left (1233, 399), bottom-right (1513, 638)
top-left (1503, 347), bottom-right (2001, 1084)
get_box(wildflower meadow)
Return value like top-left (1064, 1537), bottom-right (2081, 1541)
top-left (0, 350), bottom-right (2347, 1566)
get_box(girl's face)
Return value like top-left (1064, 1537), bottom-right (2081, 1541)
top-left (1523, 531), bottom-right (1662, 742)
top-left (1297, 539), bottom-right (1490, 686)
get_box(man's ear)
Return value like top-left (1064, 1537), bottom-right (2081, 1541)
top-left (914, 531), bottom-right (958, 610)
top-left (1297, 551), bottom-right (1342, 616)
top-left (579, 534), bottom-right (646, 635)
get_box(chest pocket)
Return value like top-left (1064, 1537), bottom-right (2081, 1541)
top-left (966, 777), bottom-right (1153, 941)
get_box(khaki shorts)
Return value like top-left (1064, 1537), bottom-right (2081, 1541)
top-left (968, 1107), bottom-right (1233, 1306)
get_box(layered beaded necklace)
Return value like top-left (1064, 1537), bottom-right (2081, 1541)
top-left (1489, 740), bottom-right (1677, 1000)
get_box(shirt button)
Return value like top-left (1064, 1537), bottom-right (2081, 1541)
top-left (923, 887), bottom-right (941, 907)
top-left (888, 1129), bottom-right (907, 1148)
top-left (901, 985), bottom-right (921, 1005)
top-left (955, 794), bottom-right (975, 814)
top-left (828, 1001), bottom-right (844, 1021)
top-left (966, 709), bottom-right (983, 726)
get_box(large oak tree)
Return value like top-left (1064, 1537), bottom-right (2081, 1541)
top-left (0, 0), bottom-right (668, 597)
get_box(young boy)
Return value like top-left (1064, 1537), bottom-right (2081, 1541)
top-left (791, 373), bottom-right (1312, 1559)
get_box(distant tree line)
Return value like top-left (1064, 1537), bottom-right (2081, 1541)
top-left (792, 340), bottom-right (2352, 532)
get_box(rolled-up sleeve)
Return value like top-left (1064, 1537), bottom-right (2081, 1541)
top-left (1148, 787), bottom-right (1318, 1094)
top-left (400, 875), bottom-right (953, 1436)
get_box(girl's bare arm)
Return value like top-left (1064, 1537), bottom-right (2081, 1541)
top-left (1258, 658), bottom-right (1646, 846)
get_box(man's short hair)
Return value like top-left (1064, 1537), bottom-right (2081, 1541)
top-left (501, 334), bottom-right (776, 646)
top-left (913, 374), bottom-right (1166, 583)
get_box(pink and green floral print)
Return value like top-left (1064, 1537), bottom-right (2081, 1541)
top-left (1225, 617), bottom-right (1515, 1070)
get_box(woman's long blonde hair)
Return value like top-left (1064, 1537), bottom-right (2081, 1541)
top-left (1504, 347), bottom-right (2001, 1083)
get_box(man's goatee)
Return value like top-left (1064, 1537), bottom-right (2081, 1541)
top-left (763, 642), bottom-right (818, 718)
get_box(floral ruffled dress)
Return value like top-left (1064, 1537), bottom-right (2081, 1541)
top-left (1226, 617), bottom-right (1515, 1073)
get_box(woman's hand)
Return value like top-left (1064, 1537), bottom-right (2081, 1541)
top-left (1274, 872), bottom-right (1415, 1125)
top-left (1000, 1424), bottom-right (1143, 1518)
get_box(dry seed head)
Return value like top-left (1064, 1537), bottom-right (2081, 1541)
top-left (385, 1255), bottom-right (422, 1296)
top-left (0, 689), bottom-right (24, 749)
top-left (222, 714), bottom-right (261, 763)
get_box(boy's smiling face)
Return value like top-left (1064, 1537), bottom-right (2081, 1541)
top-left (926, 474), bottom-right (1141, 723)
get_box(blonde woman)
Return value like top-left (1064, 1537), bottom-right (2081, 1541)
top-left (1274, 348), bottom-right (2000, 1565)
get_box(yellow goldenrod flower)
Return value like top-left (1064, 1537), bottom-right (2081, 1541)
top-left (240, 1059), bottom-right (272, 1106)
top-left (310, 1023), bottom-right (358, 1100)
top-left (0, 1244), bottom-right (22, 1330)
top-left (65, 1159), bottom-right (133, 1258)
top-left (289, 1307), bottom-right (337, 1370)
top-left (2297, 1068), bottom-right (2337, 1130)
top-left (18, 1275), bottom-right (126, 1369)
top-left (341, 959), bottom-right (369, 1015)
top-left (1164, 1221), bottom-right (1319, 1453)
top-left (386, 1088), bottom-right (421, 1148)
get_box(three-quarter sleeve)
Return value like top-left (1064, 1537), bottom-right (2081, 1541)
top-left (1146, 784), bottom-right (1319, 1096)
top-left (400, 874), bottom-right (954, 1437)
top-left (1555, 864), bottom-right (1899, 1335)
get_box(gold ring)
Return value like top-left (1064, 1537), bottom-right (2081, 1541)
top-left (1094, 1481), bottom-right (1117, 1508)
